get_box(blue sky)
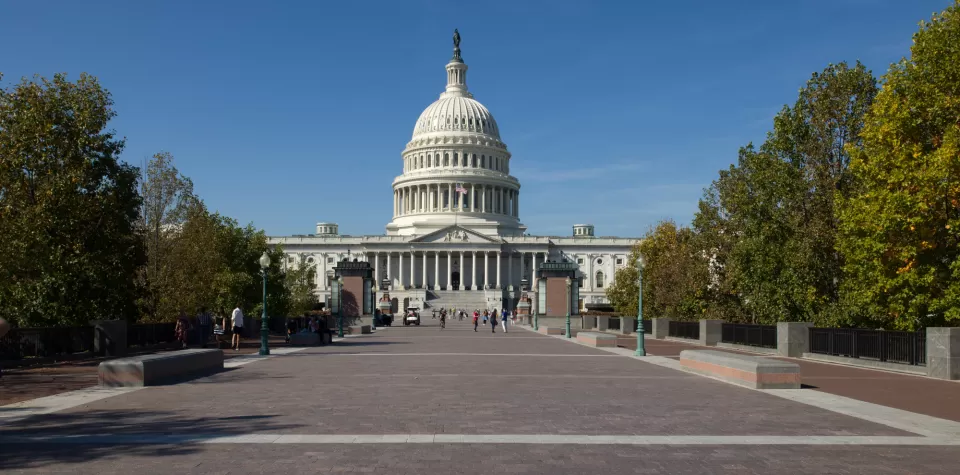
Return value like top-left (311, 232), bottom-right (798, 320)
top-left (1, 0), bottom-right (949, 237)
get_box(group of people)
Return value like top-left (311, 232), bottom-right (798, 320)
top-left (173, 305), bottom-right (246, 351)
top-left (435, 307), bottom-right (512, 333)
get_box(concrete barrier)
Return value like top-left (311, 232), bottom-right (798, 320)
top-left (289, 332), bottom-right (320, 346)
top-left (538, 326), bottom-right (564, 336)
top-left (98, 349), bottom-right (224, 387)
top-left (679, 350), bottom-right (800, 389)
top-left (347, 325), bottom-right (372, 335)
top-left (576, 332), bottom-right (617, 348)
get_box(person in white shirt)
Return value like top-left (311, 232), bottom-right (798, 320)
top-left (231, 305), bottom-right (244, 351)
top-left (501, 309), bottom-right (509, 333)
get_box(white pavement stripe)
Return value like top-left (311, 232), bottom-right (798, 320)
top-left (0, 387), bottom-right (144, 423)
top-left (318, 353), bottom-right (619, 357)
top-left (304, 373), bottom-right (692, 379)
top-left (515, 324), bottom-right (960, 439)
top-left (2, 434), bottom-right (957, 446)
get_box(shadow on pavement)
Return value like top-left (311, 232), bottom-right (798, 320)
top-left (0, 411), bottom-right (299, 471)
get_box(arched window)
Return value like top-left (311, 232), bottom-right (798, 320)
top-left (481, 155), bottom-right (486, 168)
top-left (444, 153), bottom-right (449, 166)
top-left (472, 154), bottom-right (477, 167)
top-left (595, 271), bottom-right (605, 289)
top-left (453, 152), bottom-right (459, 166)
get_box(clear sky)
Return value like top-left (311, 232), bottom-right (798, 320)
top-left (1, 0), bottom-right (949, 237)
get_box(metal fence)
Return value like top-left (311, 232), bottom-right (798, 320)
top-left (642, 319), bottom-right (652, 334)
top-left (668, 321), bottom-right (700, 340)
top-left (127, 323), bottom-right (177, 348)
top-left (721, 323), bottom-right (777, 349)
top-left (0, 326), bottom-right (96, 360)
top-left (809, 327), bottom-right (926, 366)
top-left (608, 317), bottom-right (621, 331)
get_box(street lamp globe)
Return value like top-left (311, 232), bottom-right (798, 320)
top-left (636, 255), bottom-right (645, 269)
top-left (259, 252), bottom-right (271, 270)
top-left (565, 276), bottom-right (571, 288)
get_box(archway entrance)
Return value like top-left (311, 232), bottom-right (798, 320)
top-left (452, 271), bottom-right (460, 290)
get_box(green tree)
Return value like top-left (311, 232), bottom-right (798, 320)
top-left (0, 73), bottom-right (144, 327)
top-left (838, 3), bottom-right (960, 330)
top-left (607, 220), bottom-right (707, 321)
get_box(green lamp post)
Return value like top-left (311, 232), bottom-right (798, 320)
top-left (258, 251), bottom-right (271, 356)
top-left (336, 276), bottom-right (344, 338)
top-left (565, 276), bottom-right (572, 339)
top-left (635, 255), bottom-right (646, 356)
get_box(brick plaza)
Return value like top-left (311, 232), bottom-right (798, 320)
top-left (1, 318), bottom-right (959, 474)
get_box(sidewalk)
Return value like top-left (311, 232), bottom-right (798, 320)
top-left (0, 335), bottom-right (293, 406)
top-left (604, 331), bottom-right (960, 423)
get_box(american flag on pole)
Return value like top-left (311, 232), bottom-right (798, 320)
top-left (455, 183), bottom-right (468, 195)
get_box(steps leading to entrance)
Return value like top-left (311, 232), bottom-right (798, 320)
top-left (426, 290), bottom-right (490, 312)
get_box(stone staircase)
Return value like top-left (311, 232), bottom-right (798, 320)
top-left (426, 290), bottom-right (490, 312)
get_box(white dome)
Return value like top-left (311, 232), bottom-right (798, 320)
top-left (412, 96), bottom-right (500, 139)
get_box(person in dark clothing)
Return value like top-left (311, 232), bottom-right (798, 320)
top-left (490, 310), bottom-right (498, 333)
top-left (197, 307), bottom-right (212, 348)
top-left (472, 313), bottom-right (479, 332)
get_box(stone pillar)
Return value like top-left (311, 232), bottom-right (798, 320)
top-left (484, 252), bottom-right (489, 289)
top-left (652, 318), bottom-right (669, 339)
top-left (776, 322), bottom-right (813, 358)
top-left (620, 316), bottom-right (634, 335)
top-left (409, 251), bottom-right (415, 288)
top-left (597, 316), bottom-right (609, 332)
top-left (434, 252), bottom-right (440, 290)
top-left (422, 252), bottom-right (427, 289)
top-left (373, 251), bottom-right (379, 287)
top-left (927, 327), bottom-right (960, 380)
top-left (496, 251), bottom-right (502, 289)
top-left (90, 319), bottom-right (128, 357)
top-left (398, 252), bottom-right (404, 290)
top-left (446, 251), bottom-right (452, 291)
top-left (472, 252), bottom-right (478, 290)
top-left (700, 319), bottom-right (723, 346)
top-left (448, 183), bottom-right (453, 211)
top-left (459, 251), bottom-right (465, 289)
top-left (386, 253), bottom-right (392, 284)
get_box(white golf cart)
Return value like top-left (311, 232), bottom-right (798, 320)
top-left (403, 307), bottom-right (421, 326)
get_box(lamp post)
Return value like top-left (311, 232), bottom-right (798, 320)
top-left (258, 251), bottom-right (271, 356)
top-left (533, 278), bottom-right (539, 331)
top-left (337, 276), bottom-right (344, 338)
top-left (565, 276), bottom-right (572, 339)
top-left (635, 255), bottom-right (646, 356)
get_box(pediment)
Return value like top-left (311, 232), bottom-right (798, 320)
top-left (410, 226), bottom-right (501, 244)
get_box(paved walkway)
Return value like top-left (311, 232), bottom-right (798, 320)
top-left (1, 319), bottom-right (958, 474)
top-left (601, 331), bottom-right (960, 422)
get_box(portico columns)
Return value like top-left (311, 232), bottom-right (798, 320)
top-left (398, 252), bottom-right (404, 290)
top-left (434, 252), bottom-right (440, 290)
top-left (472, 252), bottom-right (478, 290)
top-left (409, 251), bottom-right (415, 288)
top-left (387, 253), bottom-right (392, 287)
top-left (374, 251), bottom-right (380, 287)
top-left (459, 251), bottom-right (465, 290)
top-left (484, 252), bottom-right (489, 289)
top-left (496, 251), bottom-right (502, 289)
top-left (446, 251), bottom-right (453, 291)
top-left (422, 252), bottom-right (427, 289)
top-left (508, 252), bottom-right (513, 289)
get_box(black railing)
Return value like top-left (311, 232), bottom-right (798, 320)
top-left (642, 319), bottom-right (652, 334)
top-left (0, 326), bottom-right (96, 360)
top-left (609, 317), bottom-right (621, 331)
top-left (809, 327), bottom-right (926, 366)
top-left (668, 321), bottom-right (700, 340)
top-left (721, 323), bottom-right (777, 349)
top-left (127, 323), bottom-right (177, 348)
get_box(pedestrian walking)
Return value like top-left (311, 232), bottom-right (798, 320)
top-left (197, 307), bottom-right (212, 348)
top-left (472, 313), bottom-right (479, 331)
top-left (501, 309), bottom-right (509, 333)
top-left (231, 304), bottom-right (245, 351)
top-left (175, 310), bottom-right (191, 349)
top-left (490, 311), bottom-right (498, 333)
top-left (440, 310), bottom-right (446, 330)
top-left (482, 309), bottom-right (488, 325)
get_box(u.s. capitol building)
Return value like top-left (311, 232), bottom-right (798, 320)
top-left (268, 31), bottom-right (637, 314)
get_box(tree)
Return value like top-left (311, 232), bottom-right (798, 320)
top-left (692, 62), bottom-right (877, 325)
top-left (0, 73), bottom-right (144, 327)
top-left (139, 151), bottom-right (196, 319)
top-left (606, 220), bottom-right (708, 321)
top-left (284, 258), bottom-right (318, 316)
top-left (838, 3), bottom-right (960, 330)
